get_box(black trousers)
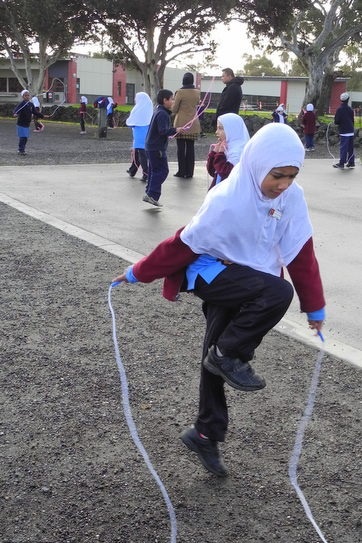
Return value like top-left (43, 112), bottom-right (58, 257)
top-left (176, 138), bottom-right (195, 177)
top-left (18, 136), bottom-right (28, 152)
top-left (193, 264), bottom-right (294, 442)
top-left (128, 148), bottom-right (148, 177)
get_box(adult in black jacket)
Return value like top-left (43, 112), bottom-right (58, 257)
top-left (333, 92), bottom-right (355, 169)
top-left (215, 68), bottom-right (244, 124)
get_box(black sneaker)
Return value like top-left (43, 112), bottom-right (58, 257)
top-left (180, 427), bottom-right (227, 477)
top-left (203, 346), bottom-right (266, 392)
top-left (346, 164), bottom-right (355, 168)
top-left (333, 163), bottom-right (344, 169)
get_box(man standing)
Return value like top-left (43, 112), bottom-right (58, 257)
top-left (333, 92), bottom-right (355, 169)
top-left (215, 68), bottom-right (244, 123)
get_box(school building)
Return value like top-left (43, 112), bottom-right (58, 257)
top-left (0, 54), bottom-right (358, 114)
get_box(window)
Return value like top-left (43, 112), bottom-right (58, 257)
top-left (0, 78), bottom-right (7, 92)
top-left (126, 83), bottom-right (135, 104)
top-left (9, 78), bottom-right (24, 92)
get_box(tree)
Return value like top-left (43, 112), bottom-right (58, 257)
top-left (89, 0), bottom-right (248, 100)
top-left (338, 43), bottom-right (362, 91)
top-left (242, 54), bottom-right (283, 76)
top-left (240, 0), bottom-right (362, 113)
top-left (0, 0), bottom-right (93, 97)
top-left (289, 58), bottom-right (308, 77)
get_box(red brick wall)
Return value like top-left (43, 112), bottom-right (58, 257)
top-left (329, 81), bottom-right (347, 114)
top-left (112, 64), bottom-right (127, 105)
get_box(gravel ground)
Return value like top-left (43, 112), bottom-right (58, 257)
top-left (1, 119), bottom-right (361, 543)
top-left (0, 117), bottom-right (338, 166)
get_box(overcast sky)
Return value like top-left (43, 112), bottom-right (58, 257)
top-left (171, 21), bottom-right (280, 74)
top-left (74, 20), bottom-right (279, 74)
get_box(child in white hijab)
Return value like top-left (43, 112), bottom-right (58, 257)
top-left (113, 123), bottom-right (325, 477)
top-left (207, 113), bottom-right (250, 189)
top-left (31, 95), bottom-right (44, 132)
top-left (126, 92), bottom-right (153, 182)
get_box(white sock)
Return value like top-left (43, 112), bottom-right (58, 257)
top-left (215, 346), bottom-right (223, 357)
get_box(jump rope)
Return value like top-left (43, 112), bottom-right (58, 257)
top-left (109, 280), bottom-right (330, 543)
top-left (129, 81), bottom-right (213, 170)
top-left (108, 281), bottom-right (177, 543)
top-left (14, 78), bottom-right (68, 119)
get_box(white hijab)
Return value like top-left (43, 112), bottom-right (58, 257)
top-left (181, 123), bottom-right (312, 276)
top-left (126, 92), bottom-right (153, 127)
top-left (217, 113), bottom-right (250, 165)
top-left (31, 96), bottom-right (40, 107)
top-left (106, 97), bottom-right (114, 114)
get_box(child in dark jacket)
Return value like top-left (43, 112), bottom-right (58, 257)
top-left (143, 89), bottom-right (183, 207)
top-left (333, 92), bottom-right (355, 169)
top-left (79, 96), bottom-right (87, 134)
top-left (13, 89), bottom-right (44, 155)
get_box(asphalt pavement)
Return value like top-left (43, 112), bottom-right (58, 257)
top-left (0, 156), bottom-right (361, 368)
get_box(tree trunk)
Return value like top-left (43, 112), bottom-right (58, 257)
top-left (303, 57), bottom-right (325, 112)
top-left (141, 63), bottom-right (161, 102)
top-left (317, 71), bottom-right (335, 115)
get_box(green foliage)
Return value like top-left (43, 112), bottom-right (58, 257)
top-left (87, 0), bottom-right (245, 97)
top-left (242, 54), bottom-right (283, 76)
top-left (289, 58), bottom-right (308, 77)
top-left (239, 0), bottom-right (362, 113)
top-left (0, 0), bottom-right (95, 93)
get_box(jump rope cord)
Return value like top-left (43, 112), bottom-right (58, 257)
top-left (325, 121), bottom-right (355, 163)
top-left (288, 337), bottom-right (329, 543)
top-left (129, 83), bottom-right (214, 167)
top-left (325, 122), bottom-right (337, 160)
top-left (169, 78), bottom-right (214, 139)
top-left (108, 282), bottom-right (177, 543)
top-left (109, 281), bottom-right (327, 543)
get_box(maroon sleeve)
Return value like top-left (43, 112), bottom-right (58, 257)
top-left (286, 237), bottom-right (325, 313)
top-left (132, 227), bottom-right (198, 284)
top-left (206, 151), bottom-right (216, 177)
top-left (208, 152), bottom-right (234, 189)
top-left (213, 152), bottom-right (234, 180)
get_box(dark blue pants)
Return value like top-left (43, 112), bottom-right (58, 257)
top-left (146, 150), bottom-right (169, 201)
top-left (18, 137), bottom-right (28, 153)
top-left (339, 135), bottom-right (354, 166)
top-left (305, 134), bottom-right (314, 149)
top-left (193, 264), bottom-right (294, 442)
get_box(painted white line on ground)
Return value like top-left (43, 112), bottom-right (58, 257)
top-left (1, 192), bottom-right (361, 370)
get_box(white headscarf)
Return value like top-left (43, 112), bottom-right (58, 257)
top-left (126, 92), bottom-right (153, 127)
top-left (181, 123), bottom-right (312, 276)
top-left (217, 113), bottom-right (250, 165)
top-left (80, 96), bottom-right (88, 104)
top-left (306, 103), bottom-right (314, 111)
top-left (21, 89), bottom-right (30, 97)
top-left (31, 96), bottom-right (40, 107)
top-left (106, 97), bottom-right (114, 114)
